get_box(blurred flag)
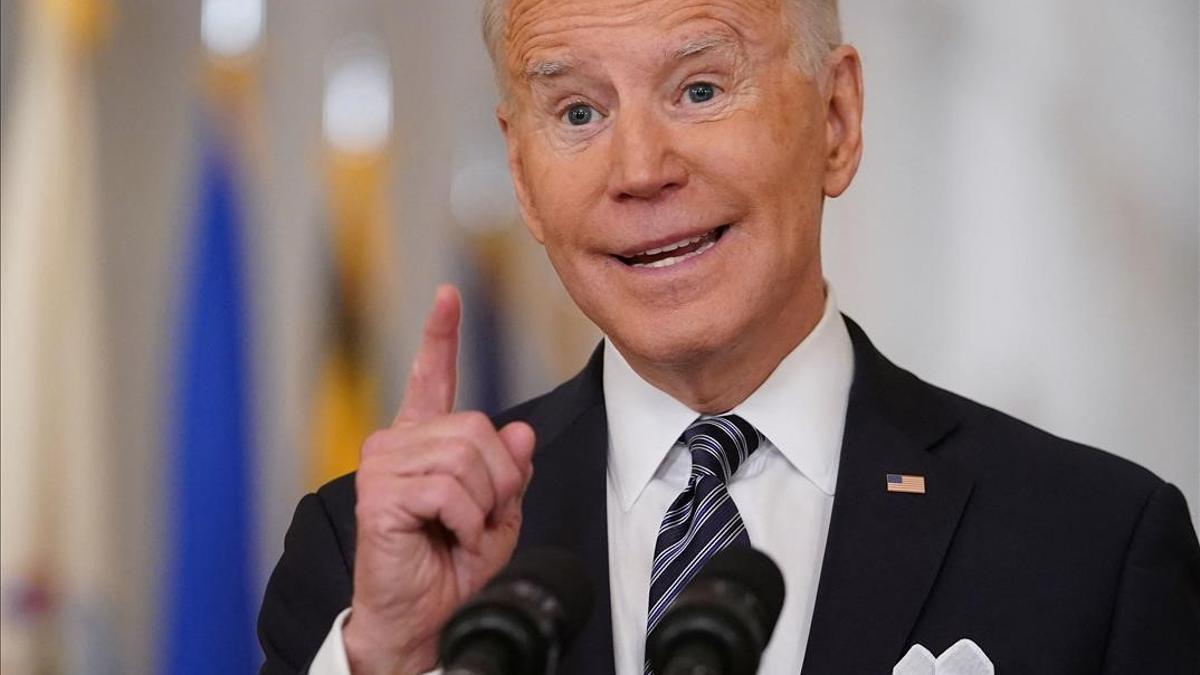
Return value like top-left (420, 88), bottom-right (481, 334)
top-left (310, 40), bottom-right (394, 487)
top-left (162, 1), bottom-right (262, 671)
top-left (309, 152), bottom-right (387, 486)
top-left (449, 157), bottom-right (519, 413)
top-left (462, 233), bottom-right (511, 414)
top-left (0, 0), bottom-right (120, 672)
top-left (163, 115), bottom-right (259, 675)
top-left (450, 154), bottom-right (597, 412)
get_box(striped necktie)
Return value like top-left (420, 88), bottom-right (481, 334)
top-left (644, 414), bottom-right (763, 672)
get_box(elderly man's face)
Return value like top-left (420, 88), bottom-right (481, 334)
top-left (499, 0), bottom-right (861, 368)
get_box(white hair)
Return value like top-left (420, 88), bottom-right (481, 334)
top-left (481, 0), bottom-right (842, 97)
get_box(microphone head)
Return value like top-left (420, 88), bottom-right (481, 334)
top-left (691, 546), bottom-right (785, 640)
top-left (439, 546), bottom-right (594, 675)
top-left (646, 546), bottom-right (786, 675)
top-left (490, 546), bottom-right (595, 640)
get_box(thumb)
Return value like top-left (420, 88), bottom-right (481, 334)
top-left (498, 421), bottom-right (536, 484)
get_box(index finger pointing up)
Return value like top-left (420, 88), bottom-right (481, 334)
top-left (396, 285), bottom-right (461, 424)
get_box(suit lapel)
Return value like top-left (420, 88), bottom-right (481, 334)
top-left (801, 318), bottom-right (974, 674)
top-left (513, 347), bottom-right (616, 675)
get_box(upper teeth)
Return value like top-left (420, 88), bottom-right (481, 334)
top-left (635, 233), bottom-right (705, 257)
top-left (630, 238), bottom-right (716, 268)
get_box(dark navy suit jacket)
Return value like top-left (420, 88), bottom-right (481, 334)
top-left (259, 317), bottom-right (1200, 673)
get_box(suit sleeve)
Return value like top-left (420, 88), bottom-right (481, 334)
top-left (1100, 482), bottom-right (1200, 674)
top-left (259, 492), bottom-right (355, 674)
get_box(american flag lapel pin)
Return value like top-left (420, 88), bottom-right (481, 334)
top-left (886, 473), bottom-right (926, 494)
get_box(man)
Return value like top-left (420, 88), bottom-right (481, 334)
top-left (258, 0), bottom-right (1200, 673)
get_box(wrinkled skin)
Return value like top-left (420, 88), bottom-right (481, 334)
top-left (499, 0), bottom-right (863, 413)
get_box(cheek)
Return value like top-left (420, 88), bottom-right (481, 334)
top-left (689, 95), bottom-right (824, 208)
top-left (684, 95), bottom-right (826, 286)
top-left (522, 139), bottom-right (609, 249)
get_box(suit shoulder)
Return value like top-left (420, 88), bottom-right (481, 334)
top-left (490, 348), bottom-right (605, 447)
top-left (492, 390), bottom-right (558, 428)
top-left (924, 378), bottom-right (1165, 508)
top-left (311, 472), bottom-right (358, 556)
top-left (315, 471), bottom-right (357, 509)
top-left (845, 316), bottom-right (1165, 507)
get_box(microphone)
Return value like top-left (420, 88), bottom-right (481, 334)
top-left (645, 546), bottom-right (786, 675)
top-left (438, 547), bottom-right (594, 675)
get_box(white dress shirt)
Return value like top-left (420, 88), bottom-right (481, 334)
top-left (309, 289), bottom-right (854, 674)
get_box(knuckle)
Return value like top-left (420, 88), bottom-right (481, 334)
top-left (457, 410), bottom-right (493, 437)
top-left (355, 451), bottom-right (391, 481)
top-left (360, 430), bottom-right (392, 458)
top-left (354, 469), bottom-right (379, 494)
top-left (356, 453), bottom-right (378, 474)
top-left (442, 438), bottom-right (476, 476)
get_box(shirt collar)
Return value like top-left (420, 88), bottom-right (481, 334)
top-left (603, 287), bottom-right (854, 511)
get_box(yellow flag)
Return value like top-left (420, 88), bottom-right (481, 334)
top-left (310, 150), bottom-right (390, 487)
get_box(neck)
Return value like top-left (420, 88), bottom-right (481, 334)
top-left (618, 282), bottom-right (827, 415)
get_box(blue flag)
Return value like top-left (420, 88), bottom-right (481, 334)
top-left (463, 255), bottom-right (507, 416)
top-left (163, 118), bottom-right (258, 673)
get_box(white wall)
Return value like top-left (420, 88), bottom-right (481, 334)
top-left (826, 0), bottom-right (1199, 520)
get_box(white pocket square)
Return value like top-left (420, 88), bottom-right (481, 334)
top-left (893, 639), bottom-right (994, 675)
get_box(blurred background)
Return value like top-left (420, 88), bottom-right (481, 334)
top-left (0, 0), bottom-right (1195, 672)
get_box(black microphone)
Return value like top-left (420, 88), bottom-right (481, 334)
top-left (438, 547), bottom-right (594, 675)
top-left (645, 546), bottom-right (786, 675)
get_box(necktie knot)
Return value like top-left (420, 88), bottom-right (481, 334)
top-left (682, 414), bottom-right (762, 484)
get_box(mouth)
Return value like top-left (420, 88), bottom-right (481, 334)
top-left (614, 225), bottom-right (730, 268)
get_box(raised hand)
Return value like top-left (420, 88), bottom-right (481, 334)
top-left (343, 286), bottom-right (536, 675)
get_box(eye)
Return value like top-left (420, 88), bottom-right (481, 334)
top-left (563, 103), bottom-right (597, 126)
top-left (685, 81), bottom-right (717, 104)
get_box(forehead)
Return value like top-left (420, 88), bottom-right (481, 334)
top-left (502, 0), bottom-right (787, 79)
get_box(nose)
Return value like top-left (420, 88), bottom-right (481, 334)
top-left (606, 106), bottom-right (688, 201)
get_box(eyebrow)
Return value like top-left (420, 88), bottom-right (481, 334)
top-left (672, 33), bottom-right (740, 60)
top-left (525, 57), bottom-right (578, 81)
top-left (522, 33), bottom-right (741, 84)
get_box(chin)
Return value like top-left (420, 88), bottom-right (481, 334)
top-left (565, 264), bottom-right (759, 367)
top-left (607, 310), bottom-right (741, 369)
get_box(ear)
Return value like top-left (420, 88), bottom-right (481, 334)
top-left (497, 105), bottom-right (546, 244)
top-left (821, 45), bottom-right (864, 198)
